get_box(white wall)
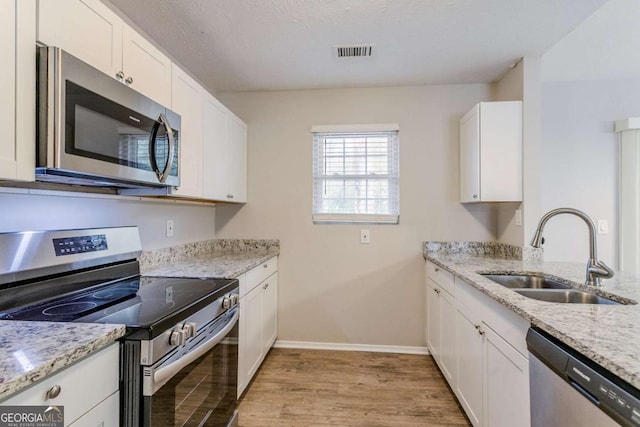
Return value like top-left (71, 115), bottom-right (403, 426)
top-left (216, 84), bottom-right (495, 348)
top-left (540, 79), bottom-right (640, 266)
top-left (0, 188), bottom-right (216, 250)
top-left (491, 61), bottom-right (525, 247)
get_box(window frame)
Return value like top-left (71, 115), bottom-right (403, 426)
top-left (311, 124), bottom-right (400, 224)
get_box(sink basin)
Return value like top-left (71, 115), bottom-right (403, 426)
top-left (514, 289), bottom-right (621, 305)
top-left (482, 274), bottom-right (571, 290)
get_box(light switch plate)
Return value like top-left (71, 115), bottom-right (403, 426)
top-left (515, 210), bottom-right (522, 226)
top-left (166, 220), bottom-right (174, 237)
top-left (360, 229), bottom-right (370, 244)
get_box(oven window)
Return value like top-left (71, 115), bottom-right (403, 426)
top-left (146, 324), bottom-right (238, 426)
top-left (65, 80), bottom-right (178, 177)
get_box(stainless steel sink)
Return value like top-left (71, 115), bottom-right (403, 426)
top-left (481, 274), bottom-right (571, 289)
top-left (514, 289), bottom-right (621, 305)
top-left (481, 273), bottom-right (624, 305)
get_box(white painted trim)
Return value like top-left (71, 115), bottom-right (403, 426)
top-left (311, 123), bottom-right (400, 133)
top-left (274, 340), bottom-right (430, 356)
top-left (615, 118), bottom-right (640, 133)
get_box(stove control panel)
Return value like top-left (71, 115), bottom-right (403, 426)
top-left (53, 234), bottom-right (108, 256)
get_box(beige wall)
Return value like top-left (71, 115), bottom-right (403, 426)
top-left (216, 84), bottom-right (496, 347)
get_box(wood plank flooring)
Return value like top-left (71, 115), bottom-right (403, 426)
top-left (238, 348), bottom-right (470, 426)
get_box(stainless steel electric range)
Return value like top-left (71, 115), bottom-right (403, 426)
top-left (0, 226), bottom-right (239, 427)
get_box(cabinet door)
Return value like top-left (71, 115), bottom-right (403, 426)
top-left (484, 325), bottom-right (530, 427)
top-left (426, 279), bottom-right (441, 360)
top-left (238, 284), bottom-right (264, 397)
top-left (439, 289), bottom-right (456, 384)
top-left (455, 304), bottom-right (483, 427)
top-left (0, 0), bottom-right (35, 182)
top-left (38, 0), bottom-right (123, 78)
top-left (226, 113), bottom-right (248, 203)
top-left (171, 64), bottom-right (203, 198)
top-left (459, 104), bottom-right (480, 203)
top-left (202, 93), bottom-right (229, 200)
top-left (262, 273), bottom-right (278, 350)
top-left (68, 392), bottom-right (119, 427)
top-left (122, 25), bottom-right (171, 106)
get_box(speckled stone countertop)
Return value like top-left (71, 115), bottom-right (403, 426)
top-left (0, 322), bottom-right (125, 401)
top-left (140, 238), bottom-right (280, 278)
top-left (423, 242), bottom-right (640, 390)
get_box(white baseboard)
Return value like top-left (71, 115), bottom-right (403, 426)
top-left (274, 340), bottom-right (430, 355)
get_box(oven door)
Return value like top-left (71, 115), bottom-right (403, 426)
top-left (142, 308), bottom-right (239, 427)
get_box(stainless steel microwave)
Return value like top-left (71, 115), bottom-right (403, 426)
top-left (36, 46), bottom-right (180, 189)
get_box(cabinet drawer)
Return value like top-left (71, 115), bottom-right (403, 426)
top-left (426, 261), bottom-right (454, 295)
top-left (2, 344), bottom-right (119, 425)
top-left (242, 257), bottom-right (278, 295)
top-left (456, 277), bottom-right (530, 357)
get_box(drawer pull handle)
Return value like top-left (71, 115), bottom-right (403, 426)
top-left (434, 288), bottom-right (440, 295)
top-left (434, 267), bottom-right (440, 272)
top-left (263, 264), bottom-right (268, 268)
top-left (46, 385), bottom-right (61, 399)
top-left (125, 76), bottom-right (134, 84)
top-left (263, 283), bottom-right (269, 289)
top-left (474, 324), bottom-right (485, 336)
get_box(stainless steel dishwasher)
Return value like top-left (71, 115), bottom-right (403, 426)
top-left (527, 328), bottom-right (640, 427)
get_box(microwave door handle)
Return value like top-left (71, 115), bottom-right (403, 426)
top-left (152, 309), bottom-right (239, 389)
top-left (149, 113), bottom-right (176, 183)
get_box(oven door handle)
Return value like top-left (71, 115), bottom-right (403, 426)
top-left (153, 309), bottom-right (239, 387)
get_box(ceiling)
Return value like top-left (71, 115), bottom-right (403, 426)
top-left (109, 0), bottom-right (608, 93)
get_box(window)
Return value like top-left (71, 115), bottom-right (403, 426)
top-left (312, 124), bottom-right (399, 224)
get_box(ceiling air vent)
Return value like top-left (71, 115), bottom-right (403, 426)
top-left (334, 44), bottom-right (375, 58)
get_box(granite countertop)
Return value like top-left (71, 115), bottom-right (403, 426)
top-left (423, 242), bottom-right (640, 390)
top-left (141, 249), bottom-right (279, 278)
top-left (0, 238), bottom-right (280, 402)
top-left (0, 322), bottom-right (125, 401)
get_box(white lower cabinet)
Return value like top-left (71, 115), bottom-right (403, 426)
top-left (238, 257), bottom-right (278, 397)
top-left (1, 344), bottom-right (120, 427)
top-left (455, 302), bottom-right (484, 427)
top-left (425, 261), bottom-right (531, 427)
top-left (483, 324), bottom-right (530, 427)
top-left (426, 277), bottom-right (456, 383)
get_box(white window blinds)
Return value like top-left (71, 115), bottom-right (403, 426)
top-left (312, 128), bottom-right (399, 224)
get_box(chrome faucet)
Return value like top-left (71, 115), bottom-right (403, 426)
top-left (530, 208), bottom-right (614, 286)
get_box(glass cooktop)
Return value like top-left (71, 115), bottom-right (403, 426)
top-left (0, 276), bottom-right (237, 338)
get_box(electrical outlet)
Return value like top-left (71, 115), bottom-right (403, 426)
top-left (515, 210), bottom-right (522, 226)
top-left (166, 220), bottom-right (174, 237)
top-left (597, 219), bottom-right (609, 235)
top-left (360, 229), bottom-right (370, 244)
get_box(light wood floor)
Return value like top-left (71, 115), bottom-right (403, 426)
top-left (238, 348), bottom-right (470, 426)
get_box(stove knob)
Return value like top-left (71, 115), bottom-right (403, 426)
top-left (183, 322), bottom-right (197, 338)
top-left (230, 294), bottom-right (239, 307)
top-left (222, 296), bottom-right (231, 309)
top-left (169, 329), bottom-right (187, 346)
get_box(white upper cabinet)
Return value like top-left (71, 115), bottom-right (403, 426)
top-left (202, 93), bottom-right (248, 203)
top-left (459, 101), bottom-right (522, 203)
top-left (171, 64), bottom-right (204, 198)
top-left (121, 25), bottom-right (171, 105)
top-left (38, 0), bottom-right (171, 105)
top-left (0, 0), bottom-right (35, 181)
top-left (203, 93), bottom-right (229, 201)
top-left (226, 113), bottom-right (248, 203)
